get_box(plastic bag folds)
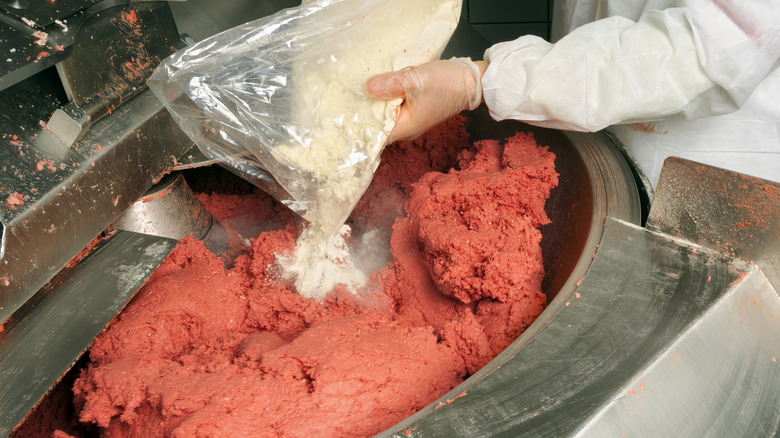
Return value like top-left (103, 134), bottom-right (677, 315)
top-left (148, 0), bottom-right (463, 239)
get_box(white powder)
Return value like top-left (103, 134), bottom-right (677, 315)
top-left (278, 224), bottom-right (369, 295)
top-left (55, 19), bottom-right (69, 33)
top-left (275, 0), bottom-right (462, 299)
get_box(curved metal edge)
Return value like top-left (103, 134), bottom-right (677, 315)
top-left (114, 173), bottom-right (214, 241)
top-left (603, 129), bottom-right (654, 225)
top-left (0, 221), bottom-right (5, 261)
top-left (172, 144), bottom-right (222, 171)
top-left (503, 129), bottom-right (643, 359)
top-left (541, 129), bottom-right (642, 308)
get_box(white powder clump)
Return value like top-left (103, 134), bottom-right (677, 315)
top-left (55, 19), bottom-right (69, 32)
top-left (278, 225), bottom-right (369, 295)
top-left (274, 0), bottom-right (462, 300)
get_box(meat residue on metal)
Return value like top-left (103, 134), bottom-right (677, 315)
top-left (122, 56), bottom-right (152, 81)
top-left (35, 159), bottom-right (57, 172)
top-left (6, 193), bottom-right (24, 208)
top-left (629, 122), bottom-right (668, 135)
top-left (122, 10), bottom-right (139, 25)
top-left (109, 9), bottom-right (157, 85)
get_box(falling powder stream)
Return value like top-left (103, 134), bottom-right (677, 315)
top-left (272, 0), bottom-right (463, 299)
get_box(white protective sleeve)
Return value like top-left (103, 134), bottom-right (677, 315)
top-left (482, 1), bottom-right (780, 132)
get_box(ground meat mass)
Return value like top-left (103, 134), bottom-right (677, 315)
top-left (69, 116), bottom-right (558, 437)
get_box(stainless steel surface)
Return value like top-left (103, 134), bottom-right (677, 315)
top-left (0, 1), bottom-right (193, 325)
top-left (168, 0), bottom-right (301, 43)
top-left (0, 84), bottom-right (192, 324)
top-left (382, 217), bottom-right (780, 437)
top-left (114, 173), bottom-right (213, 241)
top-left (648, 157), bottom-right (780, 294)
top-left (604, 130), bottom-right (654, 224)
top-left (46, 102), bottom-right (91, 146)
top-left (48, 2), bottom-right (181, 146)
top-left (0, 231), bottom-right (177, 437)
top-left (113, 171), bottom-right (238, 261)
top-left (0, 0), bottom-right (95, 27)
top-left (58, 3), bottom-right (178, 105)
top-left (0, 1), bottom-right (184, 92)
top-left (0, 5), bottom-right (77, 92)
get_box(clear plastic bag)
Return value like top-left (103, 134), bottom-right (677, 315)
top-left (148, 0), bottom-right (462, 239)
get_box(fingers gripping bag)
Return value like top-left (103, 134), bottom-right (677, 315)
top-left (148, 0), bottom-right (463, 299)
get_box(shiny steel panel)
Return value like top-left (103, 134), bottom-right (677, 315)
top-left (382, 218), bottom-right (779, 437)
top-left (648, 157), bottom-right (780, 293)
top-left (0, 87), bottom-right (192, 324)
top-left (0, 231), bottom-right (176, 437)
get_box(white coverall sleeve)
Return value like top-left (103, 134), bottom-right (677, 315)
top-left (482, 2), bottom-right (780, 132)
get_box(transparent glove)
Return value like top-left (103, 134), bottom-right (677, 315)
top-left (365, 57), bottom-right (486, 143)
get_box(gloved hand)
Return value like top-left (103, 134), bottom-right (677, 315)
top-left (365, 57), bottom-right (487, 143)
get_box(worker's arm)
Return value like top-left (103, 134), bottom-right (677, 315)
top-left (483, 3), bottom-right (780, 131)
top-left (367, 2), bottom-right (780, 138)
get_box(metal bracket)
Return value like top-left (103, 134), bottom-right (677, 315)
top-left (45, 2), bottom-right (182, 147)
top-left (46, 102), bottom-right (90, 146)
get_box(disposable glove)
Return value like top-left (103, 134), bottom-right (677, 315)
top-left (365, 57), bottom-right (486, 143)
